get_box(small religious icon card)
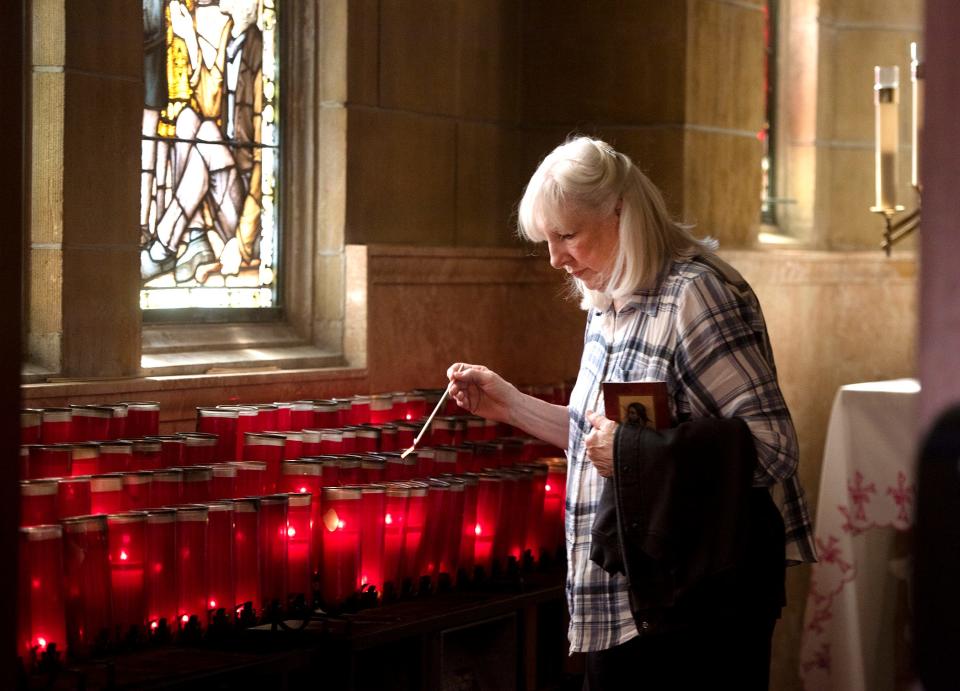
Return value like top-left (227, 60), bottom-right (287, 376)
top-left (601, 381), bottom-right (670, 430)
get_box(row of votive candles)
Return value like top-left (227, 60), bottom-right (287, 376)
top-left (19, 459), bottom-right (568, 665)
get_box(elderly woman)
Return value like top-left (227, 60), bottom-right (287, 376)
top-left (447, 137), bottom-right (815, 690)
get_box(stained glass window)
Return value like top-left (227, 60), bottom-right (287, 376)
top-left (139, 0), bottom-right (279, 310)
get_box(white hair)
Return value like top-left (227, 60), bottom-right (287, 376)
top-left (517, 136), bottom-right (717, 311)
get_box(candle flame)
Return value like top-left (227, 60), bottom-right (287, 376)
top-left (338, 520), bottom-right (345, 530)
top-left (209, 599), bottom-right (217, 609)
top-left (36, 637), bottom-right (47, 650)
top-left (405, 414), bottom-right (412, 420)
top-left (31, 578), bottom-right (40, 589)
top-left (475, 523), bottom-right (482, 536)
top-left (181, 614), bottom-right (190, 624)
top-left (384, 513), bottom-right (393, 525)
top-left (150, 620), bottom-right (159, 631)
top-left (299, 486), bottom-right (308, 493)
top-left (545, 483), bottom-right (551, 492)
top-left (287, 526), bottom-right (296, 538)
top-left (120, 550), bottom-right (129, 561)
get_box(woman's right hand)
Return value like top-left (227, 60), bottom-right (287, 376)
top-left (446, 363), bottom-right (518, 424)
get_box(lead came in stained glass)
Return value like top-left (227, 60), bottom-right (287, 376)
top-left (139, 0), bottom-right (280, 310)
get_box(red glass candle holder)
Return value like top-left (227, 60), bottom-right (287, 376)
top-left (145, 509), bottom-right (177, 632)
top-left (417, 480), bottom-right (450, 583)
top-left (242, 432), bottom-right (286, 494)
top-left (432, 447), bottom-right (458, 476)
top-left (384, 454), bottom-right (408, 482)
top-left (429, 417), bottom-right (459, 447)
top-left (465, 416), bottom-right (485, 442)
top-left (197, 407), bottom-right (239, 463)
top-left (468, 441), bottom-right (500, 471)
top-left (69, 443), bottom-right (100, 477)
top-left (354, 426), bottom-right (379, 453)
top-left (181, 432), bottom-right (218, 466)
top-left (369, 394), bottom-right (395, 424)
top-left (492, 471), bottom-right (521, 564)
top-left (382, 484), bottom-right (409, 592)
top-left (90, 474), bottom-right (126, 514)
top-left (377, 424), bottom-right (398, 453)
top-left (180, 466), bottom-right (213, 504)
top-left (289, 401), bottom-right (315, 430)
top-left (504, 468), bottom-right (532, 562)
top-left (285, 492), bottom-right (312, 600)
top-left (313, 400), bottom-right (339, 428)
top-left (336, 399), bottom-right (352, 426)
top-left (541, 458), bottom-right (568, 558)
top-left (41, 408), bottom-right (73, 444)
top-left (395, 423), bottom-right (417, 450)
top-left (400, 482), bottom-right (428, 585)
top-left (211, 463), bottom-right (238, 501)
top-left (20, 480), bottom-right (58, 527)
top-left (27, 444), bottom-right (72, 480)
top-left (360, 456), bottom-right (385, 484)
top-left (258, 495), bottom-right (289, 610)
top-left (152, 436), bottom-right (184, 468)
top-left (520, 464), bottom-right (548, 559)
top-left (57, 476), bottom-right (91, 520)
top-left (227, 406), bottom-right (259, 460)
top-left (131, 439), bottom-right (163, 471)
top-left (107, 404), bottom-right (128, 440)
top-left (271, 401), bottom-right (292, 430)
top-left (320, 487), bottom-right (361, 608)
top-left (151, 468), bottom-right (183, 508)
top-left (457, 475), bottom-right (479, 579)
top-left (359, 485), bottom-right (386, 594)
top-left (230, 498), bottom-right (261, 612)
top-left (107, 512), bottom-right (148, 640)
top-left (483, 419), bottom-right (498, 441)
top-left (318, 429), bottom-right (345, 455)
top-left (98, 440), bottom-right (133, 474)
top-left (205, 502), bottom-right (235, 616)
top-left (313, 457), bottom-right (341, 487)
top-left (337, 458), bottom-right (362, 485)
top-left (279, 431), bottom-right (303, 461)
top-left (405, 394), bottom-right (428, 421)
top-left (122, 472), bottom-right (153, 511)
top-left (174, 505), bottom-right (209, 628)
top-left (254, 404), bottom-right (279, 434)
top-left (413, 448), bottom-right (434, 479)
top-left (19, 445), bottom-right (30, 480)
top-left (123, 402), bottom-right (160, 438)
top-left (443, 479), bottom-right (465, 578)
top-left (301, 429), bottom-right (321, 457)
top-left (473, 473), bottom-right (503, 572)
top-left (18, 525), bottom-right (67, 665)
top-left (341, 428), bottom-right (357, 454)
top-left (70, 406), bottom-right (113, 443)
top-left (279, 460), bottom-right (324, 497)
top-left (61, 516), bottom-right (112, 657)
top-left (231, 460), bottom-right (267, 497)
top-left (453, 446), bottom-right (474, 474)
top-left (21, 409), bottom-right (42, 445)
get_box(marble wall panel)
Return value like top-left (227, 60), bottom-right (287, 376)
top-left (64, 0), bottom-right (139, 77)
top-left (345, 0), bottom-right (379, 105)
top-left (30, 71), bottom-right (64, 246)
top-left (455, 0), bottom-right (521, 122)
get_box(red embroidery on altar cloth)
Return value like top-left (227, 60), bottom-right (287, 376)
top-left (847, 471), bottom-right (876, 521)
top-left (804, 605), bottom-right (833, 635)
top-left (887, 470), bottom-right (913, 524)
top-left (816, 535), bottom-right (852, 573)
top-left (802, 643), bottom-right (832, 674)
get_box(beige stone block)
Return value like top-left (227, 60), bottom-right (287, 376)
top-left (456, 0), bottom-right (520, 121)
top-left (317, 106), bottom-right (348, 251)
top-left (28, 247), bottom-right (63, 335)
top-left (31, 71), bottom-right (64, 245)
top-left (315, 252), bottom-right (345, 321)
top-left (683, 130), bottom-right (763, 247)
top-left (62, 72), bottom-right (140, 247)
top-left (595, 126), bottom-right (687, 218)
top-left (313, 0), bottom-right (345, 104)
top-left (780, 142), bottom-right (817, 237)
top-left (379, 0), bottom-right (459, 116)
top-left (820, 0), bottom-right (923, 27)
top-left (64, 0), bottom-right (140, 77)
top-left (521, 1), bottom-right (686, 125)
top-left (686, 0), bottom-right (765, 132)
top-left (62, 247), bottom-right (140, 377)
top-left (829, 28), bottom-right (920, 144)
top-left (456, 123), bottom-right (528, 246)
top-left (32, 0), bottom-right (65, 67)
top-left (345, 108), bottom-right (456, 245)
top-left (345, 0), bottom-right (379, 105)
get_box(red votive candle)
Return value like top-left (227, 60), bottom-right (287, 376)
top-left (19, 445), bottom-right (29, 481)
top-left (18, 525), bottom-right (67, 665)
top-left (131, 439), bottom-right (162, 471)
top-left (258, 495), bottom-right (289, 610)
top-left (151, 468), bottom-right (183, 507)
top-left (417, 480), bottom-right (450, 582)
top-left (123, 402), bottom-right (160, 438)
top-left (378, 424), bottom-right (398, 453)
top-left (473, 473), bottom-right (503, 572)
top-left (70, 406), bottom-right (113, 443)
top-left (453, 446), bottom-right (474, 474)
top-left (354, 426), bottom-right (379, 453)
top-left (313, 400), bottom-right (339, 428)
top-left (382, 484), bottom-right (409, 592)
top-left (414, 448), bottom-right (435, 479)
top-left (279, 460), bottom-right (324, 577)
top-left (152, 435), bottom-right (184, 468)
top-left (337, 458), bottom-right (362, 486)
top-left (465, 417), bottom-right (485, 442)
top-left (231, 460), bottom-right (267, 497)
top-left (443, 479), bottom-right (466, 578)
top-left (98, 440), bottom-right (133, 474)
top-left (20, 480), bottom-right (58, 527)
top-left (493, 471), bottom-right (521, 564)
top-left (505, 468), bottom-right (532, 561)
top-left (242, 432), bottom-right (286, 493)
top-left (318, 429), bottom-right (345, 455)
top-left (384, 454), bottom-right (408, 482)
top-left (28, 444), bottom-right (72, 480)
top-left (21, 409), bottom-right (42, 445)
top-left (468, 441), bottom-right (500, 471)
top-left (521, 464), bottom-right (548, 559)
top-left (341, 428), bottom-right (357, 454)
top-left (254, 404), bottom-right (279, 434)
top-left (145, 509), bottom-right (177, 632)
top-left (301, 429), bottom-right (321, 457)
top-left (483, 419), bottom-right (498, 441)
top-left (205, 502), bottom-right (235, 616)
top-left (69, 443), bottom-right (100, 477)
top-left (285, 492), bottom-right (313, 600)
top-left (279, 431), bottom-right (303, 461)
top-left (197, 407), bottom-right (239, 463)
top-left (368, 394), bottom-right (394, 424)
top-left (395, 423), bottom-right (417, 450)
top-left (181, 432), bottom-right (218, 466)
top-left (211, 463), bottom-right (238, 501)
top-left (271, 402), bottom-right (292, 430)
top-left (229, 406), bottom-right (259, 460)
top-left (405, 394), bottom-right (427, 421)
top-left (359, 485), bottom-right (386, 594)
top-left (432, 447), bottom-right (458, 476)
top-left (360, 456), bottom-right (386, 483)
top-left (41, 408), bottom-right (72, 444)
top-left (430, 417), bottom-right (459, 447)
top-left (61, 516), bottom-right (111, 658)
top-left (230, 498), bottom-right (261, 612)
top-left (90, 474), bottom-right (126, 514)
top-left (107, 512), bottom-right (148, 640)
top-left (181, 466), bottom-right (213, 504)
top-left (457, 475), bottom-right (479, 579)
top-left (122, 472), bottom-right (153, 510)
top-left (400, 482), bottom-right (428, 586)
top-left (289, 401), bottom-right (314, 430)
top-left (313, 456), bottom-right (341, 487)
top-left (174, 505), bottom-right (209, 628)
top-left (57, 476), bottom-right (91, 520)
top-left (541, 458), bottom-right (567, 558)
top-left (320, 487), bottom-right (362, 608)
top-left (107, 404), bottom-right (128, 440)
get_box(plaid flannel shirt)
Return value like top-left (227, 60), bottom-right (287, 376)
top-left (564, 255), bottom-right (816, 653)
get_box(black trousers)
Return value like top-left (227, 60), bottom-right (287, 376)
top-left (584, 489), bottom-right (786, 691)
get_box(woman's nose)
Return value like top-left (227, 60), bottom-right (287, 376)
top-left (547, 238), bottom-right (566, 269)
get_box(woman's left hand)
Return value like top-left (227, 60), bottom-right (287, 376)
top-left (584, 410), bottom-right (618, 478)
